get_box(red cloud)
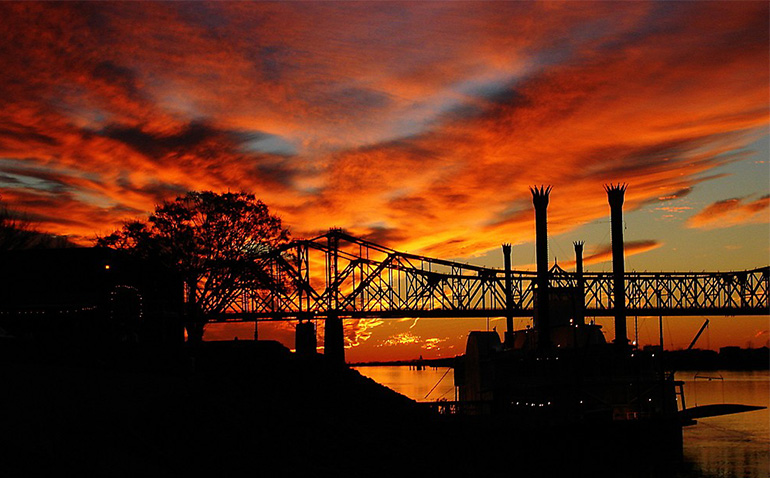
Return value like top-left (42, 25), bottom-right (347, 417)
top-left (0, 2), bottom-right (766, 264)
top-left (554, 240), bottom-right (662, 269)
top-left (583, 240), bottom-right (662, 267)
top-left (687, 196), bottom-right (770, 230)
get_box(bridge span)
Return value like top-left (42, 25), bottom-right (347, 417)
top-left (214, 229), bottom-right (768, 322)
top-left (212, 185), bottom-right (768, 362)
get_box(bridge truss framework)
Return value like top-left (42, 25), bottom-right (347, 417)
top-left (213, 230), bottom-right (769, 322)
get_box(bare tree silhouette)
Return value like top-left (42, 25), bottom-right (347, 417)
top-left (0, 195), bottom-right (70, 250)
top-left (97, 191), bottom-right (290, 342)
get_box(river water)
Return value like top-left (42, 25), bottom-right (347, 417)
top-left (354, 366), bottom-right (769, 478)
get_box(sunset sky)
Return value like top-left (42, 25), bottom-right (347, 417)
top-left (1, 2), bottom-right (768, 360)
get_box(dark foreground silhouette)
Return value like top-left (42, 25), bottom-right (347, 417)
top-left (1, 340), bottom-right (712, 478)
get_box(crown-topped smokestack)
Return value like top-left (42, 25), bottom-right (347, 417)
top-left (502, 243), bottom-right (514, 345)
top-left (605, 183), bottom-right (628, 346)
top-left (531, 185), bottom-right (552, 349)
top-left (573, 241), bottom-right (585, 326)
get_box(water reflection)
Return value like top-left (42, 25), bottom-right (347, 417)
top-left (355, 365), bottom-right (455, 402)
top-left (679, 371), bottom-right (769, 478)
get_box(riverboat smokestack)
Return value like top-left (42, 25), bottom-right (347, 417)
top-left (531, 185), bottom-right (552, 349)
top-left (502, 243), bottom-right (514, 345)
top-left (574, 241), bottom-right (585, 325)
top-left (605, 183), bottom-right (628, 346)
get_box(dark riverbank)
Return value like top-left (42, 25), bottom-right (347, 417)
top-left (1, 340), bottom-right (702, 477)
top-left (1, 340), bottom-right (432, 476)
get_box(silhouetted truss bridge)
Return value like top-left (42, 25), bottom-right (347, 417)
top-left (214, 230), bottom-right (769, 322)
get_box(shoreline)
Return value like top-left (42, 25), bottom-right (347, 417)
top-left (350, 346), bottom-right (770, 370)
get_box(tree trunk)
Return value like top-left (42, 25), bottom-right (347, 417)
top-left (185, 277), bottom-right (204, 343)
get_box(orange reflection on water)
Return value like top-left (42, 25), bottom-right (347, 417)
top-left (679, 370), bottom-right (769, 478)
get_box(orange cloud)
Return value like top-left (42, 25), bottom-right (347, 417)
top-left (377, 332), bottom-right (422, 348)
top-left (558, 240), bottom-right (662, 268)
top-left (0, 3), bottom-right (766, 259)
top-left (375, 331), bottom-right (448, 351)
top-left (344, 318), bottom-right (385, 349)
top-left (687, 196), bottom-right (770, 230)
top-left (584, 240), bottom-right (662, 266)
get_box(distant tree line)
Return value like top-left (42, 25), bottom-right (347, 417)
top-left (662, 347), bottom-right (769, 371)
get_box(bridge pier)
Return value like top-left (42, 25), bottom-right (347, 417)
top-left (295, 320), bottom-right (317, 356)
top-left (324, 313), bottom-right (345, 364)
